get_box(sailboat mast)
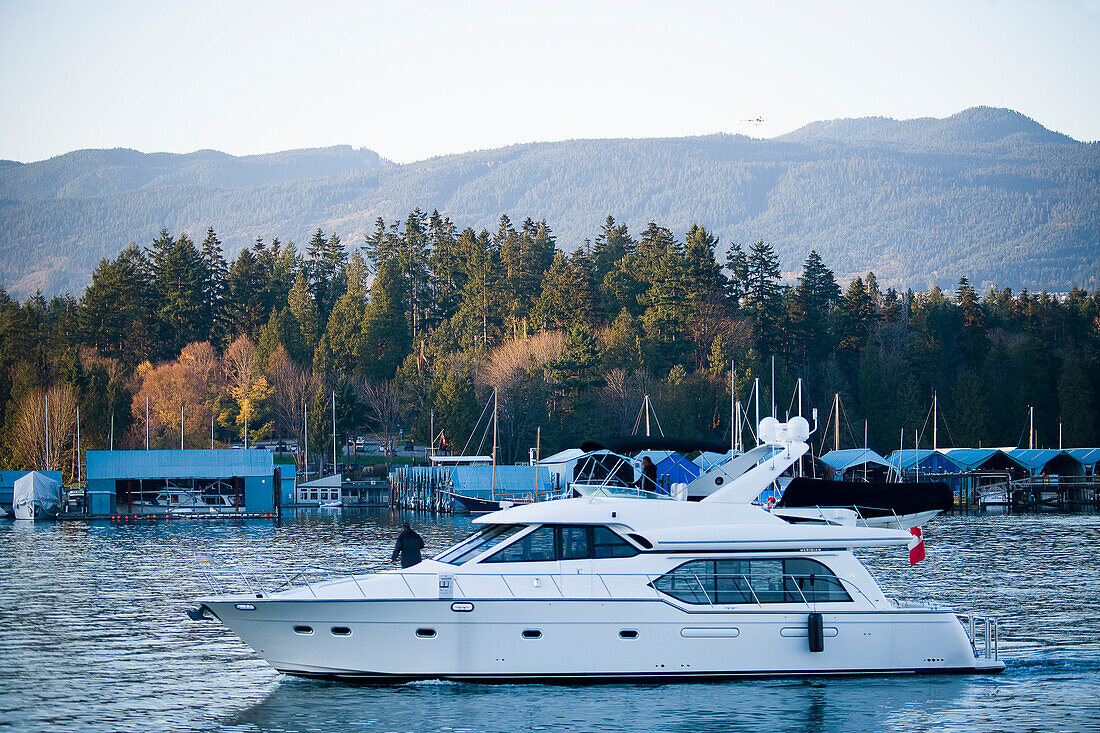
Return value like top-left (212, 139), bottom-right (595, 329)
top-left (933, 392), bottom-right (938, 452)
top-left (1029, 405), bottom-right (1034, 449)
top-left (76, 405), bottom-right (81, 486)
top-left (770, 356), bottom-right (775, 418)
top-left (492, 389), bottom-right (498, 500)
top-left (644, 394), bottom-right (651, 437)
top-left (754, 378), bottom-right (760, 445)
top-left (332, 390), bottom-right (336, 475)
top-left (44, 393), bottom-right (49, 470)
top-left (534, 426), bottom-right (541, 497)
top-left (834, 393), bottom-right (840, 453)
top-left (730, 360), bottom-right (736, 455)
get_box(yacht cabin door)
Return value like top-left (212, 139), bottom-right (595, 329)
top-left (558, 525), bottom-right (594, 598)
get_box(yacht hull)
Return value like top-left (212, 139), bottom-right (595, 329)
top-left (202, 597), bottom-right (1004, 681)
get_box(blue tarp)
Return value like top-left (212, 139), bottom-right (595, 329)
top-left (654, 454), bottom-right (700, 485)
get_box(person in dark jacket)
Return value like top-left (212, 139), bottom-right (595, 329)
top-left (638, 456), bottom-right (658, 493)
top-left (390, 522), bottom-right (424, 568)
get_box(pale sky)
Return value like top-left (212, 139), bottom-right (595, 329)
top-left (1, 0), bottom-right (1097, 164)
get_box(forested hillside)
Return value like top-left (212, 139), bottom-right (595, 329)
top-left (1, 210), bottom-right (1096, 483)
top-left (1, 107), bottom-right (1096, 297)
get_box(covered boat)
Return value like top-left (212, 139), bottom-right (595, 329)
top-left (13, 471), bottom-right (61, 520)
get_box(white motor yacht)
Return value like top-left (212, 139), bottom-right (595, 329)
top-left (194, 416), bottom-right (1003, 681)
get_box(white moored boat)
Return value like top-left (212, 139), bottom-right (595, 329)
top-left (193, 416), bottom-right (1003, 682)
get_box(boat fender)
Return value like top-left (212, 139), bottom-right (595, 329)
top-left (808, 612), bottom-right (824, 652)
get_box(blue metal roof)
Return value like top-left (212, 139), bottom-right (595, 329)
top-left (1005, 449), bottom-right (1087, 474)
top-left (886, 450), bottom-right (964, 473)
top-left (1066, 448), bottom-right (1100, 467)
top-left (941, 448), bottom-right (1018, 472)
top-left (86, 449), bottom-right (275, 480)
top-left (819, 449), bottom-right (890, 472)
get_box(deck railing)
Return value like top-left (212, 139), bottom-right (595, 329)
top-left (197, 564), bottom-right (891, 610)
top-left (956, 613), bottom-right (999, 660)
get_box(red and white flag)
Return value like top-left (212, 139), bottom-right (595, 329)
top-left (908, 526), bottom-right (926, 566)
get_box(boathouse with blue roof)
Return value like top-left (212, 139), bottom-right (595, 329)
top-left (1066, 449), bottom-right (1100, 476)
top-left (886, 449), bottom-right (964, 477)
top-left (1006, 449), bottom-right (1085, 477)
top-left (818, 449), bottom-right (891, 482)
top-left (85, 449), bottom-right (284, 515)
top-left (941, 448), bottom-right (1027, 476)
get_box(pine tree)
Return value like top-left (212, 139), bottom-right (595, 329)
top-left (362, 259), bottom-right (412, 380)
top-left (200, 227), bottom-right (229, 342)
top-left (743, 240), bottom-right (784, 355)
top-left (789, 250), bottom-right (840, 366)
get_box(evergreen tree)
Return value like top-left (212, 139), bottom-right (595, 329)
top-left (200, 227), bottom-right (229, 342)
top-left (362, 259), bottom-right (412, 380)
top-left (1058, 349), bottom-right (1096, 447)
top-left (743, 240), bottom-right (784, 355)
top-left (286, 273), bottom-right (319, 356)
top-left (225, 247), bottom-right (269, 340)
top-left (789, 250), bottom-right (840, 366)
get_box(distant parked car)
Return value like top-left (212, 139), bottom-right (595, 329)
top-left (404, 440), bottom-right (415, 452)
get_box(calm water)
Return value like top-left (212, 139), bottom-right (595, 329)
top-left (1, 510), bottom-right (1098, 732)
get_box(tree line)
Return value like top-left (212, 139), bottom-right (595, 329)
top-left (1, 208), bottom-right (1097, 483)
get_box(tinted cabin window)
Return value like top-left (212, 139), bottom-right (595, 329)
top-left (483, 526), bottom-right (556, 563)
top-left (560, 526), bottom-right (589, 560)
top-left (436, 524), bottom-right (523, 565)
top-left (653, 558), bottom-right (851, 604)
top-left (593, 527), bottom-right (639, 558)
top-left (482, 525), bottom-right (642, 563)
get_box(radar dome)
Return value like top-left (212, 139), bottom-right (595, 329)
top-left (788, 416), bottom-right (811, 441)
top-left (758, 416), bottom-right (780, 444)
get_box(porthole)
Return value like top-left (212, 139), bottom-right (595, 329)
top-left (619, 629), bottom-right (639, 639)
top-left (331, 626), bottom-right (352, 636)
top-left (416, 628), bottom-right (436, 638)
top-left (522, 629), bottom-right (542, 639)
top-left (235, 603), bottom-right (256, 611)
top-left (714, 476), bottom-right (724, 485)
top-left (293, 625), bottom-right (313, 635)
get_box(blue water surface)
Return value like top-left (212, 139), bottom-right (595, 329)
top-left (0, 510), bottom-right (1097, 732)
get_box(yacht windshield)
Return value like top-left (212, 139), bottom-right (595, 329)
top-left (434, 524), bottom-right (524, 565)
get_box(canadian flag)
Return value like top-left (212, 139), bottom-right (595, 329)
top-left (908, 526), bottom-right (926, 566)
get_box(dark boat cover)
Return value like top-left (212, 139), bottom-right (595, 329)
top-left (777, 477), bottom-right (953, 518)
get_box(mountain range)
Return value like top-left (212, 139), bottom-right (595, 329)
top-left (1, 106), bottom-right (1096, 299)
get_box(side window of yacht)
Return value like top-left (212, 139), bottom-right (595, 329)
top-left (592, 527), bottom-right (640, 558)
top-left (653, 558), bottom-right (851, 604)
top-left (783, 558), bottom-right (852, 603)
top-left (483, 525), bottom-right (556, 563)
top-left (713, 560), bottom-right (753, 604)
top-left (560, 526), bottom-right (589, 560)
top-left (747, 559), bottom-right (787, 603)
top-left (435, 524), bottom-right (522, 565)
top-left (651, 560), bottom-right (715, 604)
